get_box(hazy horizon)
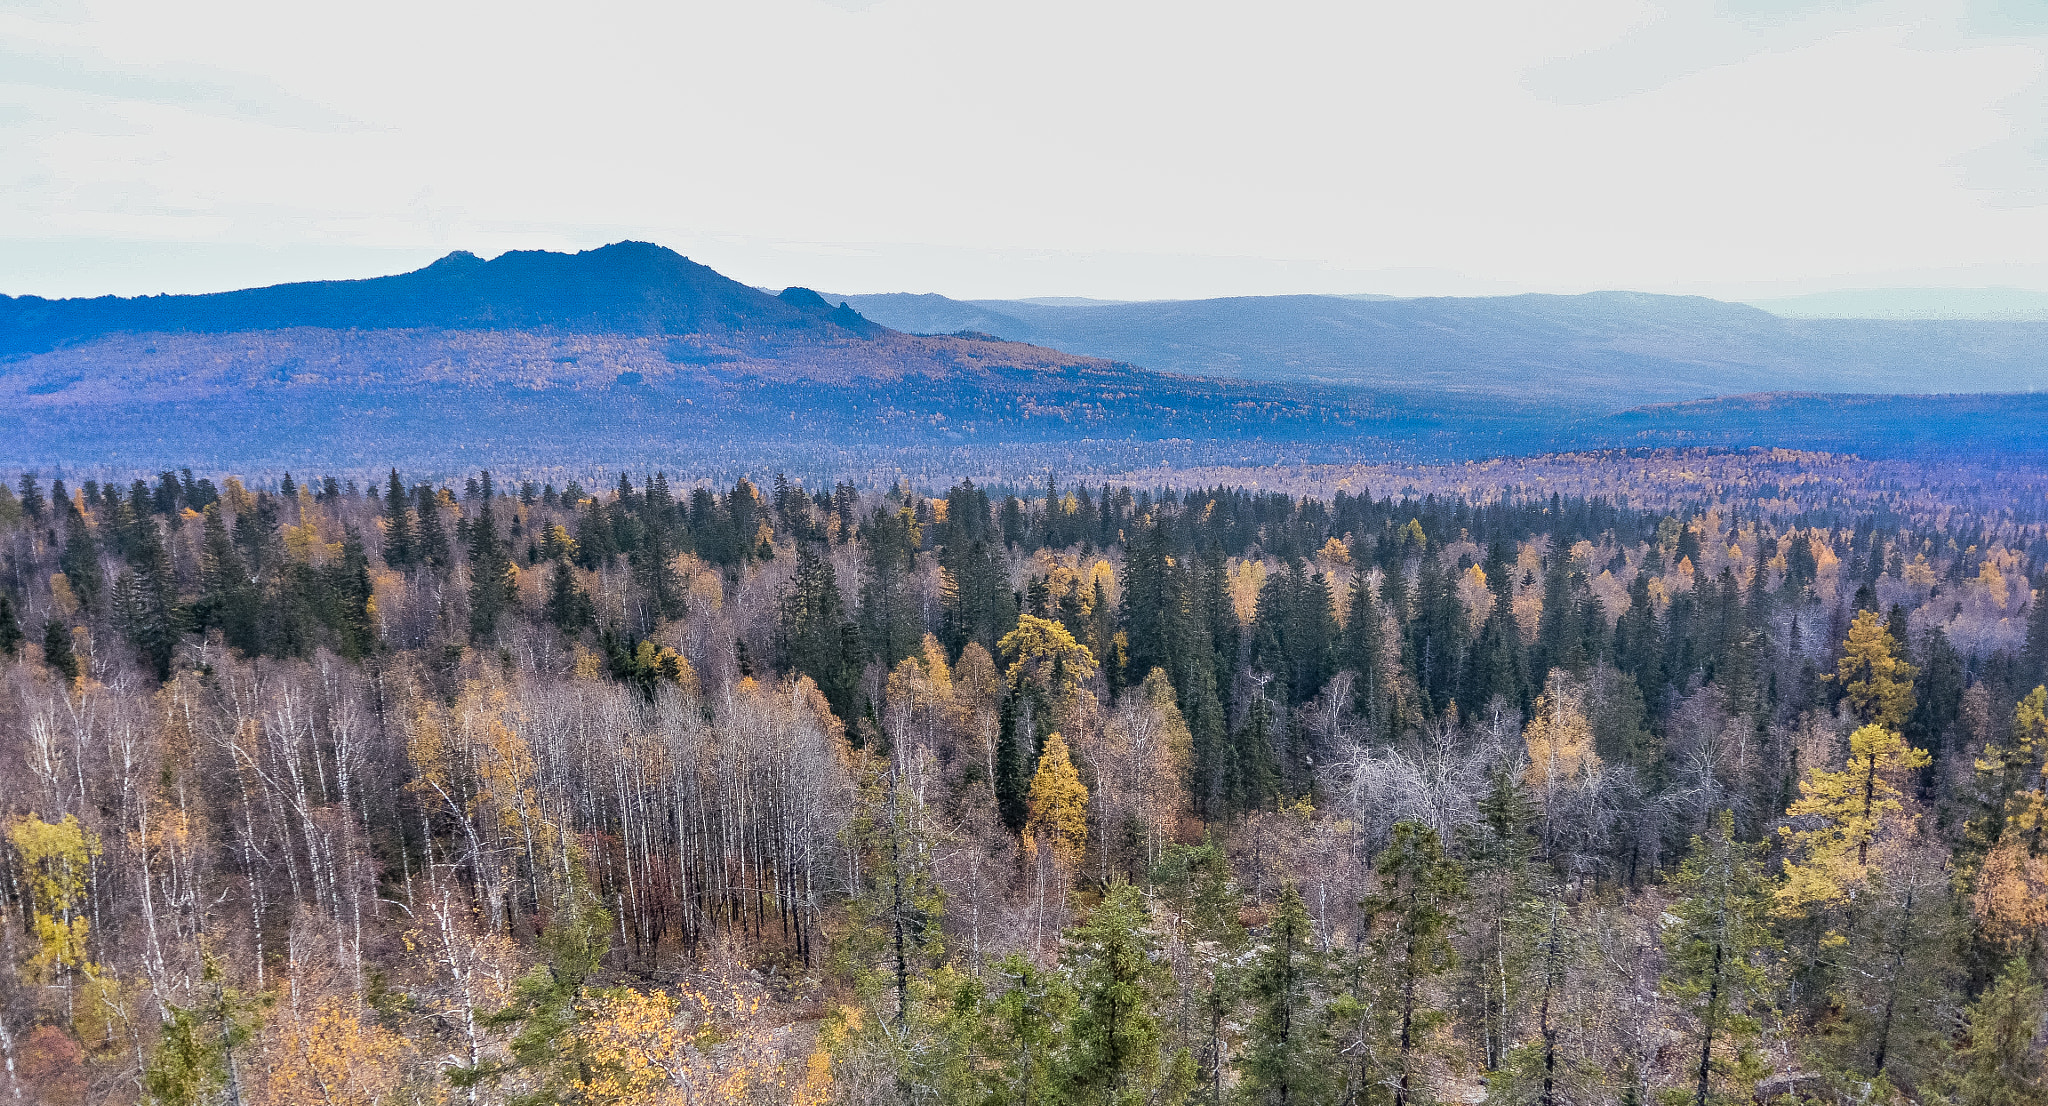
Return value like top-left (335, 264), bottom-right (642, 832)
top-left (7, 1), bottom-right (2047, 303)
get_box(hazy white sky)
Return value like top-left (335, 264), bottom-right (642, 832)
top-left (4, 0), bottom-right (2046, 300)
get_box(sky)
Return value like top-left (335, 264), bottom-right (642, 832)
top-left (4, 0), bottom-right (2047, 303)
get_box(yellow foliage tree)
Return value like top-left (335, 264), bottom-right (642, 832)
top-left (998, 614), bottom-right (1097, 699)
top-left (1776, 723), bottom-right (1931, 916)
top-left (1521, 682), bottom-right (1600, 797)
top-left (1024, 731), bottom-right (1090, 871)
top-left (1972, 829), bottom-right (2048, 949)
top-left (8, 814), bottom-right (100, 983)
top-left (255, 995), bottom-right (414, 1106)
top-left (573, 985), bottom-right (792, 1105)
top-left (1836, 609), bottom-right (1917, 730)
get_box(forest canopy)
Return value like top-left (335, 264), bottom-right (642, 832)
top-left (0, 457), bottom-right (2045, 1105)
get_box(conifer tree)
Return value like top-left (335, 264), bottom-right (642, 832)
top-left (466, 496), bottom-right (517, 642)
top-left (331, 525), bottom-right (376, 657)
top-left (1346, 820), bottom-right (1466, 1106)
top-left (1058, 884), bottom-right (1194, 1106)
top-left (1025, 730), bottom-right (1089, 872)
top-left (414, 484), bottom-right (450, 568)
top-left (194, 503), bottom-right (259, 653)
top-left (42, 618), bottom-right (78, 681)
top-left (382, 468), bottom-right (414, 568)
top-left (467, 871), bottom-right (612, 1103)
top-left (842, 750), bottom-right (946, 1026)
top-left (544, 559), bottom-right (594, 634)
top-left (1949, 959), bottom-right (2046, 1106)
top-left (0, 593), bottom-right (19, 657)
top-left (1661, 810), bottom-right (1775, 1106)
top-left (58, 520), bottom-right (100, 613)
top-left (778, 544), bottom-right (860, 722)
top-left (119, 521), bottom-right (180, 678)
top-left (1239, 883), bottom-right (1332, 1106)
top-left (1777, 723), bottom-right (1930, 914)
top-left (16, 472), bottom-right (44, 523)
top-left (1837, 609), bottom-right (1917, 730)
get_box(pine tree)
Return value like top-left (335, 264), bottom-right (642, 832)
top-left (382, 469), bottom-right (415, 568)
top-left (1058, 884), bottom-right (1194, 1106)
top-left (466, 497), bottom-right (516, 642)
top-left (1239, 884), bottom-right (1332, 1106)
top-left (1661, 810), bottom-right (1775, 1106)
top-left (1950, 959), bottom-right (2046, 1106)
top-left (0, 593), bottom-right (21, 657)
top-left (544, 559), bottom-right (594, 634)
top-left (1351, 820), bottom-right (1466, 1106)
top-left (42, 618), bottom-right (78, 681)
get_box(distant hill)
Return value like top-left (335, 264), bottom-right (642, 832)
top-left (4, 244), bottom-right (2046, 475)
top-left (1746, 286), bottom-right (2048, 321)
top-left (0, 241), bottom-right (889, 356)
top-left (833, 289), bottom-right (2048, 408)
top-left (0, 243), bottom-right (1420, 475)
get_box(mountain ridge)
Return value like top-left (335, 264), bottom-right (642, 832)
top-left (833, 287), bottom-right (2048, 406)
top-left (0, 241), bottom-right (889, 357)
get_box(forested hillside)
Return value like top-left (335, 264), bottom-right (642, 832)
top-left (835, 290), bottom-right (2048, 406)
top-left (0, 460), bottom-right (2045, 1104)
top-left (9, 244), bottom-right (2048, 475)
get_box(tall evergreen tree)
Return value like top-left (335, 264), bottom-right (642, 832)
top-left (0, 593), bottom-right (20, 657)
top-left (1661, 810), bottom-right (1775, 1106)
top-left (466, 497), bottom-right (516, 642)
top-left (777, 544), bottom-right (861, 723)
top-left (382, 469), bottom-right (415, 568)
top-left (544, 559), bottom-right (594, 634)
top-left (42, 618), bottom-right (78, 681)
top-left (1058, 884), bottom-right (1194, 1106)
top-left (1343, 820), bottom-right (1466, 1106)
top-left (413, 484), bottom-right (450, 568)
top-left (1239, 884), bottom-right (1333, 1106)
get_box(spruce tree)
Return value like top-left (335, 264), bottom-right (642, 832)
top-left (413, 484), bottom-right (450, 568)
top-left (1058, 884), bottom-right (1194, 1106)
top-left (777, 544), bottom-right (860, 722)
top-left (544, 559), bottom-right (594, 634)
top-left (16, 472), bottom-right (44, 523)
top-left (58, 521), bottom-right (100, 613)
top-left (1950, 959), bottom-right (2046, 1106)
top-left (0, 593), bottom-right (20, 657)
top-left (331, 526), bottom-right (375, 658)
top-left (466, 497), bottom-right (516, 642)
top-left (1661, 810), bottom-right (1775, 1106)
top-left (42, 619), bottom-right (78, 681)
top-left (194, 504), bottom-right (259, 654)
top-left (1348, 820), bottom-right (1466, 1106)
top-left (1239, 884), bottom-right (1332, 1106)
top-left (382, 469), bottom-right (414, 568)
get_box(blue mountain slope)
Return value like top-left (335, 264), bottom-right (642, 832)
top-left (0, 242), bottom-right (886, 356)
top-left (836, 289), bottom-right (2048, 407)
